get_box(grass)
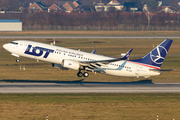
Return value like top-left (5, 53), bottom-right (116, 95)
top-left (0, 38), bottom-right (179, 82)
top-left (1, 31), bottom-right (180, 36)
top-left (0, 32), bottom-right (180, 119)
top-left (0, 93), bottom-right (180, 120)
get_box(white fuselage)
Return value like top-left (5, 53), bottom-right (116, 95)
top-left (3, 40), bottom-right (161, 78)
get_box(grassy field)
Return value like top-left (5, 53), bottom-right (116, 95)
top-left (0, 93), bottom-right (180, 120)
top-left (0, 38), bottom-right (179, 82)
top-left (1, 31), bottom-right (180, 36)
top-left (0, 33), bottom-right (180, 120)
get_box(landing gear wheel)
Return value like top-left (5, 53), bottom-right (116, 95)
top-left (16, 59), bottom-right (20, 63)
top-left (77, 72), bottom-right (83, 77)
top-left (83, 72), bottom-right (89, 77)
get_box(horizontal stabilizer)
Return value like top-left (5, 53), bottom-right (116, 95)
top-left (150, 69), bottom-right (175, 71)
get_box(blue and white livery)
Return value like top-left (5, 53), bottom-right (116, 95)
top-left (3, 39), bottom-right (174, 78)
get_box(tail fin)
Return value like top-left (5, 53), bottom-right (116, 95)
top-left (131, 39), bottom-right (173, 68)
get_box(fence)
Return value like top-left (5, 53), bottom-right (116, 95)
top-left (23, 25), bottom-right (180, 31)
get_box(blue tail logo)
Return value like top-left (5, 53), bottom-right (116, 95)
top-left (150, 45), bottom-right (167, 64)
top-left (130, 39), bottom-right (173, 68)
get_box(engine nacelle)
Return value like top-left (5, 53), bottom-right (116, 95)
top-left (52, 63), bottom-right (69, 70)
top-left (62, 59), bottom-right (80, 70)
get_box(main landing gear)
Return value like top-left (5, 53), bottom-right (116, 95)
top-left (77, 70), bottom-right (89, 77)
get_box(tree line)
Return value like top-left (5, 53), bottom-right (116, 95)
top-left (0, 12), bottom-right (179, 26)
top-left (0, 0), bottom-right (180, 27)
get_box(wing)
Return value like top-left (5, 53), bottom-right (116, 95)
top-left (79, 49), bottom-right (133, 72)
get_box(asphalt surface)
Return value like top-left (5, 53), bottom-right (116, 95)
top-left (1, 35), bottom-right (179, 93)
top-left (0, 80), bottom-right (180, 93)
top-left (0, 35), bottom-right (180, 39)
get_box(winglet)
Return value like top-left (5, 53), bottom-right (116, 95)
top-left (91, 49), bottom-right (96, 54)
top-left (121, 49), bottom-right (133, 60)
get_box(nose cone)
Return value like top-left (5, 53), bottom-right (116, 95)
top-left (3, 44), bottom-right (8, 50)
top-left (3, 43), bottom-right (11, 52)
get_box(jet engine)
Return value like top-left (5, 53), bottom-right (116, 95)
top-left (62, 59), bottom-right (80, 70)
top-left (52, 63), bottom-right (69, 70)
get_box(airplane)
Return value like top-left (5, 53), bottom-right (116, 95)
top-left (3, 39), bottom-right (174, 78)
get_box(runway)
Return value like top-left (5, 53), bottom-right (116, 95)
top-left (0, 81), bottom-right (180, 93)
top-left (0, 35), bottom-right (180, 39)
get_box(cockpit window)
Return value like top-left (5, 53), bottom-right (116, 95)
top-left (10, 42), bottom-right (18, 45)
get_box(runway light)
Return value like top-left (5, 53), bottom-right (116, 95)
top-left (46, 115), bottom-right (48, 120)
top-left (157, 115), bottom-right (159, 120)
top-left (23, 66), bottom-right (25, 70)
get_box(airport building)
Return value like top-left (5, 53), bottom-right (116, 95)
top-left (0, 19), bottom-right (22, 32)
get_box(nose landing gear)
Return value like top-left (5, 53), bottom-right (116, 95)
top-left (16, 58), bottom-right (20, 63)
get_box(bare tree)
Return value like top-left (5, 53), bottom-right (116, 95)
top-left (170, 0), bottom-right (180, 26)
top-left (143, 0), bottom-right (159, 26)
top-left (0, 0), bottom-right (11, 11)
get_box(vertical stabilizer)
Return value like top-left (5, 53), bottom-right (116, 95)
top-left (131, 39), bottom-right (173, 68)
